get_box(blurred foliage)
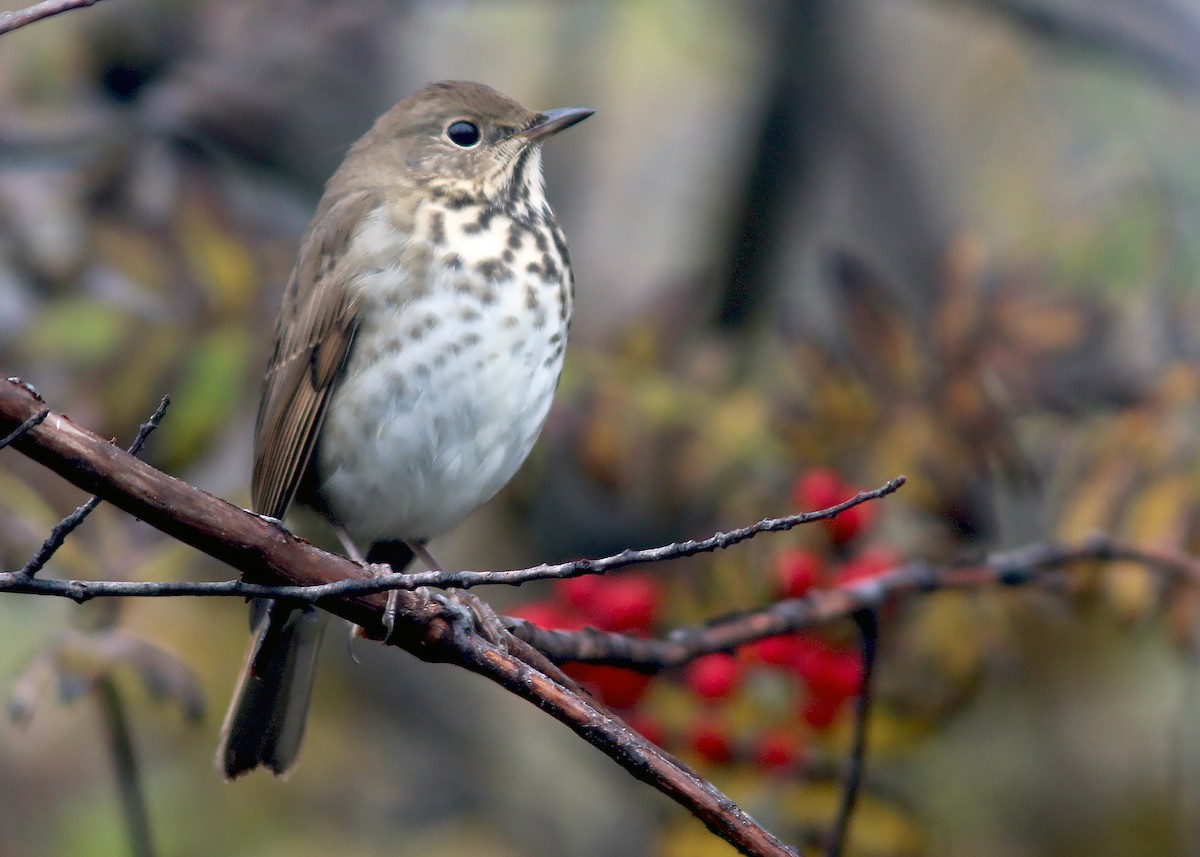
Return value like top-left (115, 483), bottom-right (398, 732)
top-left (2, 1), bottom-right (1200, 857)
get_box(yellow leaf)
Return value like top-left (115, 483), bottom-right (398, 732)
top-left (177, 200), bottom-right (258, 313)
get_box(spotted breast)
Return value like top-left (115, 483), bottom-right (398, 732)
top-left (314, 187), bottom-right (572, 544)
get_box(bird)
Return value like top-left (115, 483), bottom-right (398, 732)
top-left (217, 80), bottom-right (592, 779)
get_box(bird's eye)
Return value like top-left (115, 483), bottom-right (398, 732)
top-left (446, 121), bottom-right (481, 148)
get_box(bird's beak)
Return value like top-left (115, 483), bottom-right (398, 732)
top-left (518, 106), bottom-right (595, 143)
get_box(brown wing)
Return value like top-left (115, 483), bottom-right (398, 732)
top-left (251, 190), bottom-right (381, 519)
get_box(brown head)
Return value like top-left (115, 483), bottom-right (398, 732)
top-left (329, 80), bottom-right (592, 208)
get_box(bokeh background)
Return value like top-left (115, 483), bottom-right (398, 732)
top-left (3, 1), bottom-right (1200, 855)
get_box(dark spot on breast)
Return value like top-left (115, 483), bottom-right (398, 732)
top-left (526, 261), bottom-right (543, 277)
top-left (525, 284), bottom-right (540, 310)
top-left (551, 226), bottom-right (568, 259)
top-left (558, 282), bottom-right (572, 323)
top-left (444, 252), bottom-right (463, 270)
top-left (463, 206), bottom-right (497, 235)
top-left (462, 332), bottom-right (482, 348)
top-left (502, 315), bottom-right (519, 329)
top-left (541, 253), bottom-right (560, 282)
top-left (385, 371), bottom-right (408, 398)
top-left (383, 332), bottom-right (408, 354)
top-left (444, 194), bottom-right (476, 211)
top-left (455, 275), bottom-right (498, 305)
top-left (460, 306), bottom-right (482, 322)
top-left (507, 224), bottom-right (525, 250)
top-left (477, 258), bottom-right (513, 281)
top-left (428, 210), bottom-right (446, 245)
top-left (533, 230), bottom-right (549, 252)
top-left (502, 248), bottom-right (515, 263)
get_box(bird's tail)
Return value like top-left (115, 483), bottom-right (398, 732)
top-left (217, 599), bottom-right (327, 779)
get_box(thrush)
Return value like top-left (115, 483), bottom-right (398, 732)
top-left (217, 80), bottom-right (592, 779)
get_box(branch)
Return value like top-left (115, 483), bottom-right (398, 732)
top-left (0, 379), bottom-right (801, 857)
top-left (451, 636), bottom-right (798, 857)
top-left (0, 405), bottom-right (48, 449)
top-left (0, 0), bottom-right (108, 37)
top-left (507, 537), bottom-right (1200, 669)
top-left (825, 609), bottom-right (878, 857)
top-left (0, 477), bottom-right (905, 600)
top-left (19, 396), bottom-right (168, 577)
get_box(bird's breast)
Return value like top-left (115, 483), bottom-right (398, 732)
top-left (314, 200), bottom-right (572, 543)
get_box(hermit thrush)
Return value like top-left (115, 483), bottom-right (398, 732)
top-left (217, 81), bottom-right (592, 778)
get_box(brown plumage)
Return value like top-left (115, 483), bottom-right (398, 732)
top-left (219, 81), bottom-right (592, 778)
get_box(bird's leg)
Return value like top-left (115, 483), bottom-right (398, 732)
top-left (335, 526), bottom-right (401, 640)
top-left (405, 541), bottom-right (510, 649)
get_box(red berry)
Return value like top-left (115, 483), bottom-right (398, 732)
top-left (836, 546), bottom-right (898, 586)
top-left (823, 503), bottom-right (874, 545)
top-left (804, 650), bottom-right (863, 702)
top-left (741, 634), bottom-right (801, 667)
top-left (564, 663), bottom-right (653, 709)
top-left (789, 633), bottom-right (829, 677)
top-left (753, 731), bottom-right (802, 770)
top-left (508, 601), bottom-right (580, 630)
top-left (792, 468), bottom-right (849, 510)
top-left (682, 653), bottom-right (742, 701)
top-left (688, 721), bottom-right (733, 764)
top-left (801, 694), bottom-right (844, 730)
top-left (555, 575), bottom-right (602, 611)
top-left (774, 549), bottom-right (822, 599)
top-left (590, 575), bottom-right (659, 633)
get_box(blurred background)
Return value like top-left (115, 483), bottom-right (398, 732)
top-left (3, 0), bottom-right (1200, 855)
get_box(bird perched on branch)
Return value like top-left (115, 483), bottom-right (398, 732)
top-left (217, 80), bottom-right (592, 778)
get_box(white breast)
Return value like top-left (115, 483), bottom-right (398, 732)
top-left (315, 201), bottom-right (570, 544)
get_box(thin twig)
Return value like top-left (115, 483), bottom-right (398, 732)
top-left (0, 407), bottom-right (48, 449)
top-left (506, 536), bottom-right (1200, 670)
top-left (0, 0), bottom-right (107, 37)
top-left (18, 397), bottom-right (169, 577)
top-left (0, 472), bottom-right (904, 600)
top-left (96, 678), bottom-right (157, 857)
top-left (0, 379), bottom-right (794, 857)
top-left (826, 609), bottom-right (878, 857)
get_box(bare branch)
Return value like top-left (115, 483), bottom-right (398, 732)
top-left (0, 486), bottom-right (912, 598)
top-left (0, 406), bottom-right (48, 449)
top-left (19, 397), bottom-right (169, 578)
top-left (825, 609), bottom-right (878, 857)
top-left (399, 478), bottom-right (905, 589)
top-left (0, 379), bottom-right (798, 857)
top-left (451, 635), bottom-right (798, 857)
top-left (507, 535), bottom-right (1200, 669)
top-left (0, 0), bottom-right (108, 37)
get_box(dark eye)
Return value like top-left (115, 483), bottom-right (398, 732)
top-left (446, 121), bottom-right (481, 148)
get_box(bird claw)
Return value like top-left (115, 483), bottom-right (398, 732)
top-left (382, 589), bottom-right (399, 641)
top-left (437, 588), bottom-right (510, 650)
top-left (345, 561), bottom-right (399, 643)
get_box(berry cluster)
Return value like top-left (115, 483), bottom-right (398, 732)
top-left (511, 467), bottom-right (897, 772)
top-left (512, 574), bottom-right (660, 710)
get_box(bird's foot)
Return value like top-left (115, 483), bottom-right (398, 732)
top-left (361, 562), bottom-right (401, 640)
top-left (443, 587), bottom-right (510, 651)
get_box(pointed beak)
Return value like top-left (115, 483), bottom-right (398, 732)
top-left (518, 106), bottom-right (595, 143)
